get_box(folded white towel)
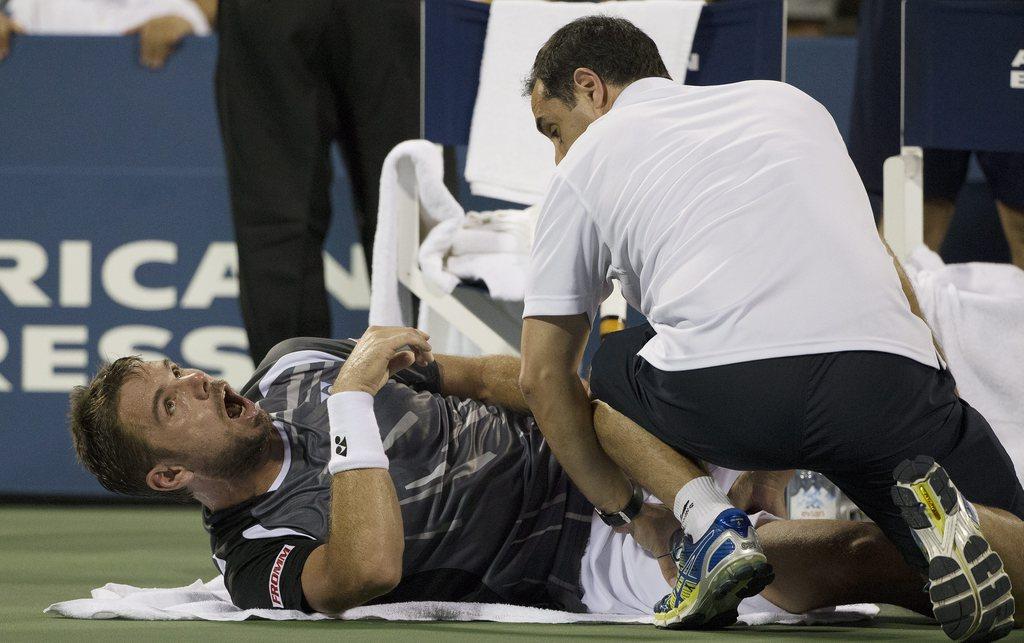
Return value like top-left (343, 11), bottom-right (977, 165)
top-left (465, 0), bottom-right (705, 205)
top-left (44, 575), bottom-right (877, 626)
top-left (370, 140), bottom-right (465, 327)
top-left (419, 209), bottom-right (537, 301)
top-left (447, 253), bottom-right (531, 301)
top-left (8, 0), bottom-right (211, 35)
top-left (450, 209), bottom-right (537, 256)
top-left (905, 247), bottom-right (1024, 487)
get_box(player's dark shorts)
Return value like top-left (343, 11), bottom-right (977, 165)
top-left (590, 323), bottom-right (1024, 570)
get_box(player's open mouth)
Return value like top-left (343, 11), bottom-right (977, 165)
top-left (222, 387), bottom-right (255, 422)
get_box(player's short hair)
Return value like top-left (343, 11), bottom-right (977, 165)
top-left (69, 357), bottom-right (173, 498)
top-left (523, 15), bottom-right (671, 106)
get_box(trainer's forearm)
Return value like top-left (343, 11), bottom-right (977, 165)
top-left (435, 354), bottom-right (530, 412)
top-left (522, 369), bottom-right (633, 513)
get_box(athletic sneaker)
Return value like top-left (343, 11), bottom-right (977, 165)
top-left (892, 456), bottom-right (1016, 642)
top-left (653, 508), bottom-right (774, 629)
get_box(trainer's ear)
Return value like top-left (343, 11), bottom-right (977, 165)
top-left (146, 463), bottom-right (193, 493)
top-left (572, 67), bottom-right (608, 110)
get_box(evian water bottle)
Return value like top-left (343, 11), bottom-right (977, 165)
top-left (786, 470), bottom-right (841, 520)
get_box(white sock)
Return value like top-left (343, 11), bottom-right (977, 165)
top-left (673, 476), bottom-right (735, 540)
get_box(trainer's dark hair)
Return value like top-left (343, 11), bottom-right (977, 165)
top-left (524, 16), bottom-right (671, 106)
top-left (69, 356), bottom-right (184, 499)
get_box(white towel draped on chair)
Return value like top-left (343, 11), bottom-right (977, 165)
top-left (465, 0), bottom-right (705, 205)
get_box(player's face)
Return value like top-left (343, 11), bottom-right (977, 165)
top-left (117, 360), bottom-right (273, 479)
top-left (531, 80), bottom-right (599, 165)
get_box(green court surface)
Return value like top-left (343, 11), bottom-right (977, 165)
top-left (3, 505), bottom-right (1020, 641)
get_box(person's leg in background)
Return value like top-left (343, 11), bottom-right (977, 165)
top-left (329, 0), bottom-right (421, 266)
top-left (216, 0), bottom-right (335, 364)
top-left (922, 149), bottom-right (969, 254)
top-left (977, 152), bottom-right (1024, 270)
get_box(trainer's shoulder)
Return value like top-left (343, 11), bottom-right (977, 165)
top-left (735, 80), bottom-right (828, 114)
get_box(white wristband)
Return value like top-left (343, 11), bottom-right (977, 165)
top-left (326, 392), bottom-right (389, 475)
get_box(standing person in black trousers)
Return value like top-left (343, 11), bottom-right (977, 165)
top-left (215, 0), bottom-right (420, 364)
top-left (849, 0), bottom-right (1024, 268)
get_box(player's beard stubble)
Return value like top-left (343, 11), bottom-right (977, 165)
top-left (189, 410), bottom-right (276, 481)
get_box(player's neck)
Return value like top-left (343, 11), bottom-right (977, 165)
top-left (192, 430), bottom-right (286, 512)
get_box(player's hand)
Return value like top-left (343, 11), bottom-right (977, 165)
top-left (330, 326), bottom-right (433, 397)
top-left (620, 503), bottom-right (681, 586)
top-left (728, 470), bottom-right (792, 518)
top-left (0, 13), bottom-right (26, 62)
top-left (127, 15), bottom-right (193, 69)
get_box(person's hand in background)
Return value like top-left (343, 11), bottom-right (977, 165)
top-left (127, 15), bottom-right (193, 70)
top-left (0, 12), bottom-right (25, 62)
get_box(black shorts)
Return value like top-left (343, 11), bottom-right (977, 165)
top-left (590, 323), bottom-right (1024, 569)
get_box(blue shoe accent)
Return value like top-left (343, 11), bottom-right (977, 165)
top-left (708, 540), bottom-right (736, 571)
top-left (653, 508), bottom-right (774, 629)
top-left (714, 508), bottom-right (752, 537)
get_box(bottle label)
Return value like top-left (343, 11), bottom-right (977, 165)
top-left (788, 487), bottom-right (840, 520)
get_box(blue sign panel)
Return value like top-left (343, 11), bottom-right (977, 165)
top-left (904, 0), bottom-right (1024, 152)
top-left (0, 37), bottom-right (370, 496)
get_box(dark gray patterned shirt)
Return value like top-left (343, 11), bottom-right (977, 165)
top-left (203, 338), bottom-right (593, 612)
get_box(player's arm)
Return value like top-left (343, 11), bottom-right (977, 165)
top-left (299, 326), bottom-right (433, 614)
top-left (432, 354), bottom-right (530, 412)
top-left (519, 314), bottom-right (634, 513)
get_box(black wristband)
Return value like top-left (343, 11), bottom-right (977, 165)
top-left (596, 481), bottom-right (644, 527)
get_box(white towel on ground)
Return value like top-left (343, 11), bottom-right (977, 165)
top-left (370, 140), bottom-right (464, 327)
top-left (44, 575), bottom-right (877, 626)
top-left (465, 0), bottom-right (704, 205)
top-left (8, 0), bottom-right (211, 35)
top-left (904, 247), bottom-right (1024, 487)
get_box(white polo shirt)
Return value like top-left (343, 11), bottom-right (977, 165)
top-left (523, 77), bottom-right (939, 372)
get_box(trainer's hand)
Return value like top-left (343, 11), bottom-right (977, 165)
top-left (728, 470), bottom-right (792, 519)
top-left (330, 326), bottom-right (433, 397)
top-left (0, 13), bottom-right (25, 62)
top-left (127, 15), bottom-right (193, 69)
top-left (620, 503), bottom-right (680, 586)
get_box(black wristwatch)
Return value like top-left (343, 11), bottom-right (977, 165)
top-left (596, 481), bottom-right (644, 527)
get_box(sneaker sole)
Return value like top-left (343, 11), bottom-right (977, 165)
top-left (892, 456), bottom-right (1015, 642)
top-left (654, 553), bottom-right (774, 630)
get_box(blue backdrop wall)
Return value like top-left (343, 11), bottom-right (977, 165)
top-left (0, 34), bottom-right (1007, 496)
top-left (0, 37), bottom-right (368, 496)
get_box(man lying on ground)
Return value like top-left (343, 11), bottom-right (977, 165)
top-left (71, 326), bottom-right (951, 619)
